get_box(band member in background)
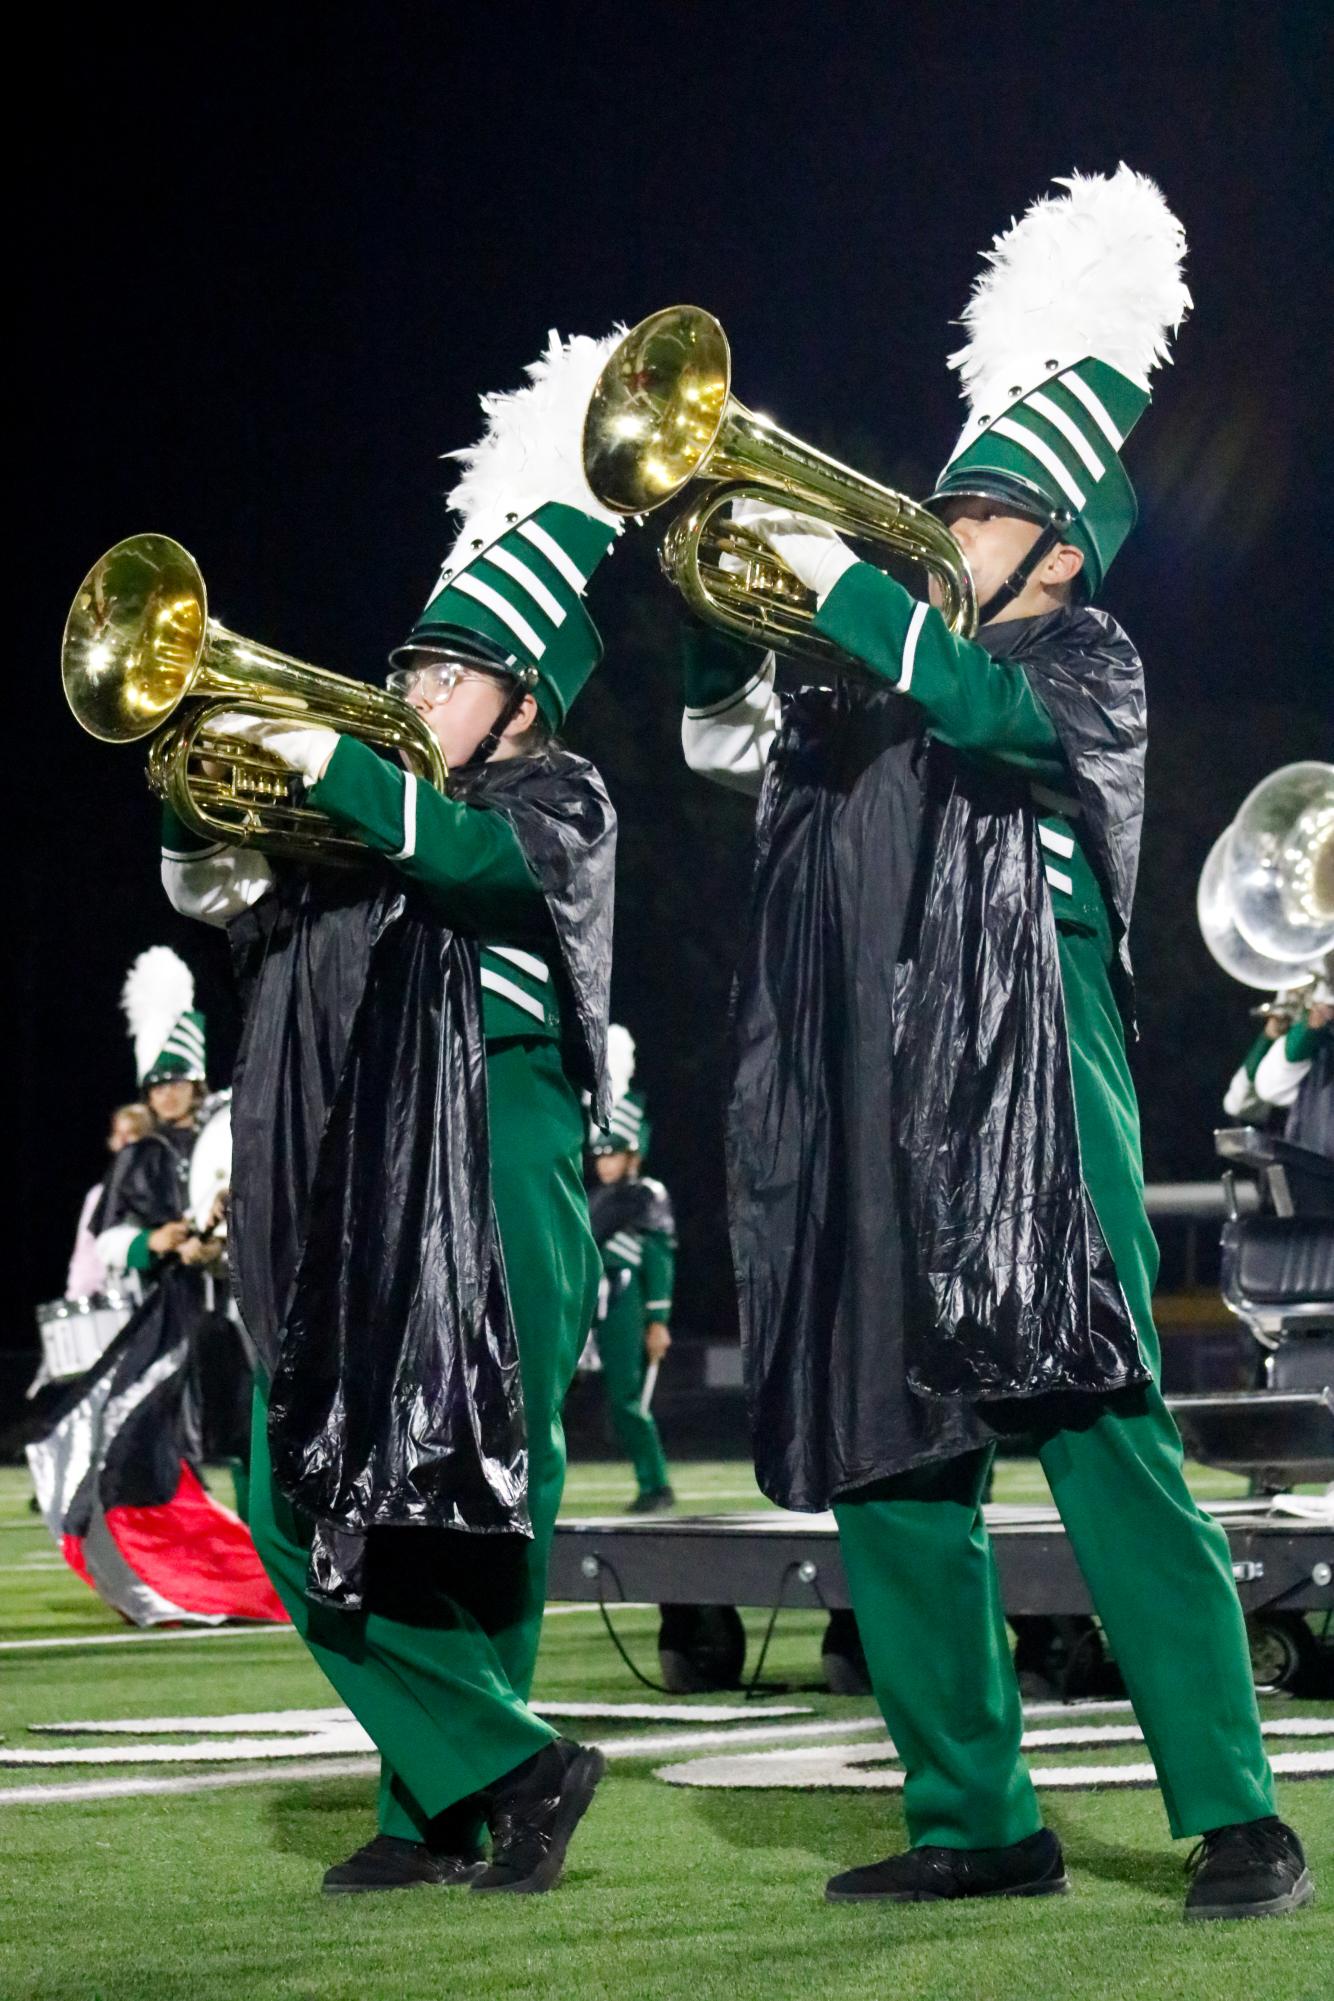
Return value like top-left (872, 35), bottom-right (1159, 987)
top-left (585, 1024), bottom-right (677, 1513)
top-left (64, 1101), bottom-right (153, 1299)
top-left (163, 334), bottom-right (623, 1897)
top-left (1222, 991), bottom-right (1305, 1126)
top-left (28, 948), bottom-right (283, 1625)
top-left (1250, 975), bottom-right (1334, 1165)
top-left (679, 170), bottom-right (1309, 1920)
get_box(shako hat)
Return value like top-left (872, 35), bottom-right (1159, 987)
top-left (122, 947), bottom-right (206, 1089)
top-left (394, 331), bottom-right (627, 728)
top-left (928, 166), bottom-right (1191, 596)
top-left (589, 1023), bottom-right (652, 1157)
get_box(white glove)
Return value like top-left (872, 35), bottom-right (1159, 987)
top-left (730, 500), bottom-right (860, 605)
top-left (207, 712), bottom-right (340, 785)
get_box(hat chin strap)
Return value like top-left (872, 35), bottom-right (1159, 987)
top-left (462, 669), bottom-right (539, 768)
top-left (977, 513), bottom-right (1070, 624)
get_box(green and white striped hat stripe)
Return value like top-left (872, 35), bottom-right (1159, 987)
top-left (409, 500), bottom-right (616, 725)
top-left (934, 357), bottom-right (1149, 594)
top-left (606, 1095), bottom-right (646, 1149)
top-left (148, 1009), bottom-right (207, 1081)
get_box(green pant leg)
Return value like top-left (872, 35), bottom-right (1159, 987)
top-left (480, 1037), bottom-right (603, 1694)
top-left (247, 1384), bottom-right (554, 1827)
top-left (595, 1275), bottom-right (671, 1497)
top-left (1041, 925), bottom-right (1275, 1837)
top-left (833, 1451), bottom-right (1042, 1850)
top-left (377, 1038), bottom-right (602, 1839)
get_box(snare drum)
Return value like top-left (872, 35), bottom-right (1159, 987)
top-left (35, 1290), bottom-right (136, 1382)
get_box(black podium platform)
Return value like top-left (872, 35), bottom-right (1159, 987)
top-left (550, 1499), bottom-right (1334, 1621)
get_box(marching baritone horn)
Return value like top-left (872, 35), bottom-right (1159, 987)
top-left (1197, 761), bottom-right (1334, 993)
top-left (582, 305), bottom-right (978, 665)
top-left (62, 533), bottom-right (447, 865)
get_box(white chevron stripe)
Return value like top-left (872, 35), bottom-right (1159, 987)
top-left (1038, 824), bottom-right (1075, 860)
top-left (1060, 371), bottom-right (1125, 448)
top-left (480, 969), bottom-right (546, 1021)
top-left (454, 574), bottom-right (545, 659)
top-left (486, 545), bottom-right (569, 628)
top-left (487, 945), bottom-right (549, 982)
top-left (1025, 391), bottom-right (1106, 481)
top-left (991, 418), bottom-right (1086, 510)
top-left (517, 518), bottom-right (589, 593)
top-left (1044, 864), bottom-right (1074, 896)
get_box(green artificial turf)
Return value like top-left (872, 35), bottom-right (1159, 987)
top-left (1, 1464), bottom-right (1329, 2001)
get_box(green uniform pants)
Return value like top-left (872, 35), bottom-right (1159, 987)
top-left (595, 1272), bottom-right (671, 1496)
top-left (833, 922), bottom-right (1277, 1847)
top-left (248, 1036), bottom-right (601, 1839)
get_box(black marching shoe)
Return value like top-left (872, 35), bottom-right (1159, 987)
top-left (322, 1833), bottom-right (486, 1896)
top-left (1183, 1817), bottom-right (1313, 1921)
top-left (826, 1828), bottom-right (1068, 1904)
top-left (628, 1485), bottom-right (675, 1515)
top-left (471, 1738), bottom-right (606, 1895)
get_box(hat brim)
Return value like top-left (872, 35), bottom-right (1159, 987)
top-left (388, 628), bottom-right (521, 678)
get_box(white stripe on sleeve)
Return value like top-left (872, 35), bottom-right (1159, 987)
top-left (392, 773), bottom-right (419, 861)
top-left (899, 601), bottom-right (929, 694)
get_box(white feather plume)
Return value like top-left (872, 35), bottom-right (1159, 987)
top-left (948, 165), bottom-right (1191, 418)
top-left (121, 947), bottom-right (194, 1083)
top-left (606, 1022), bottom-right (637, 1107)
top-left (439, 329), bottom-right (627, 573)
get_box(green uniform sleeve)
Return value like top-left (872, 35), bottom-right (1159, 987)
top-left (1285, 1019), bottom-right (1329, 1064)
top-left (1243, 1030), bottom-right (1276, 1082)
top-left (681, 626), bottom-right (769, 713)
top-left (160, 802), bottom-right (215, 856)
top-left (308, 737), bottom-right (547, 936)
top-left (126, 1230), bottom-right (155, 1272)
top-left (812, 562), bottom-right (1067, 781)
top-left (639, 1231), bottom-right (675, 1322)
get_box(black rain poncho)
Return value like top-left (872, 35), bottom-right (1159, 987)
top-left (728, 608), bottom-right (1151, 1511)
top-left (227, 747), bottom-right (615, 1606)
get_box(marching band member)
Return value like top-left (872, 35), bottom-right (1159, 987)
top-left (163, 334), bottom-right (623, 1896)
top-left (28, 949), bottom-right (282, 1625)
top-left (585, 1025), bottom-right (677, 1513)
top-left (681, 170), bottom-right (1309, 1920)
top-left (1251, 981), bottom-right (1334, 1161)
top-left (1222, 993), bottom-right (1301, 1125)
top-left (64, 1101), bottom-right (153, 1300)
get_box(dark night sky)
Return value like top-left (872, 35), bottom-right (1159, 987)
top-left (14, 4), bottom-right (1330, 1346)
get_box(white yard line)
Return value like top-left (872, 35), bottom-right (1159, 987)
top-left (1, 1600), bottom-right (664, 1648)
top-left (0, 1624), bottom-right (298, 1653)
top-left (0, 1758), bottom-right (379, 1808)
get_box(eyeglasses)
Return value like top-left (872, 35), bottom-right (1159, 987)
top-left (385, 662), bottom-right (492, 707)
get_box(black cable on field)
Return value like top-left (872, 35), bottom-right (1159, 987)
top-left (744, 1559), bottom-right (829, 1700)
top-left (587, 1552), bottom-right (676, 1694)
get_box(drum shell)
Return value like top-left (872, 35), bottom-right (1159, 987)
top-left (35, 1291), bottom-right (136, 1381)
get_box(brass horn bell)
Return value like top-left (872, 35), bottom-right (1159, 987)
top-left (62, 533), bottom-right (446, 864)
top-left (582, 305), bottom-right (978, 662)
